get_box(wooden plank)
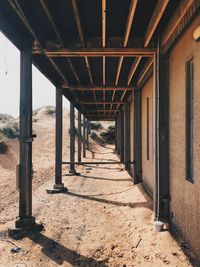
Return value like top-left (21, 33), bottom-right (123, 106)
top-left (127, 0), bottom-right (170, 86)
top-left (80, 101), bottom-right (124, 105)
top-left (62, 84), bottom-right (133, 90)
top-left (34, 48), bottom-right (156, 57)
top-left (137, 58), bottom-right (153, 86)
top-left (144, 0), bottom-right (170, 47)
top-left (115, 0), bottom-right (138, 85)
top-left (161, 0), bottom-right (194, 47)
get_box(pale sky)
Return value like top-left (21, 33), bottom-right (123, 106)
top-left (0, 32), bottom-right (69, 118)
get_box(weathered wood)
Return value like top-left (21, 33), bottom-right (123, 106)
top-left (133, 88), bottom-right (142, 184)
top-left (69, 102), bottom-right (76, 173)
top-left (161, 0), bottom-right (193, 47)
top-left (127, 0), bottom-right (169, 86)
top-left (124, 102), bottom-right (130, 170)
top-left (153, 52), bottom-right (170, 220)
top-left (115, 0), bottom-right (138, 85)
top-left (80, 101), bottom-right (124, 105)
top-left (62, 84), bottom-right (133, 90)
top-left (17, 45), bottom-right (34, 226)
top-left (83, 116), bottom-right (86, 157)
top-left (78, 111), bottom-right (82, 162)
top-left (120, 107), bottom-right (125, 161)
top-left (55, 87), bottom-right (63, 185)
top-left (34, 48), bottom-right (156, 57)
top-left (144, 0), bottom-right (170, 47)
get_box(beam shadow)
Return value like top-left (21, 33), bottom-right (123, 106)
top-left (83, 164), bottom-right (123, 170)
top-left (89, 151), bottom-right (114, 155)
top-left (79, 174), bottom-right (132, 182)
top-left (63, 191), bottom-right (152, 210)
top-left (28, 232), bottom-right (108, 266)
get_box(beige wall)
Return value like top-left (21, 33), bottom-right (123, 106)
top-left (129, 98), bottom-right (134, 175)
top-left (169, 15), bottom-right (200, 259)
top-left (141, 76), bottom-right (154, 195)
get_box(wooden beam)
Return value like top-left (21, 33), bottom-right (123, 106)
top-left (115, 0), bottom-right (138, 85)
top-left (137, 58), bottom-right (153, 86)
top-left (70, 0), bottom-right (94, 97)
top-left (112, 0), bottom-right (137, 111)
top-left (161, 0), bottom-right (194, 47)
top-left (40, 0), bottom-right (81, 86)
top-left (33, 48), bottom-right (156, 57)
top-left (127, 0), bottom-right (170, 86)
top-left (80, 101), bottom-right (124, 105)
top-left (144, 0), bottom-right (170, 47)
top-left (62, 84), bottom-right (133, 90)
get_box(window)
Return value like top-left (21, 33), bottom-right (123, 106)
top-left (146, 97), bottom-right (150, 160)
top-left (186, 58), bottom-right (194, 182)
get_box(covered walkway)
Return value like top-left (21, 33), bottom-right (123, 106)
top-left (0, 143), bottom-right (193, 266)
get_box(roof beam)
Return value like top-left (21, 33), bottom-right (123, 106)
top-left (137, 58), bottom-right (153, 86)
top-left (40, 0), bottom-right (81, 86)
top-left (112, 0), bottom-right (137, 112)
top-left (70, 0), bottom-right (95, 93)
top-left (161, 0), bottom-right (194, 47)
top-left (34, 48), bottom-right (155, 57)
top-left (127, 0), bottom-right (169, 86)
top-left (80, 101), bottom-right (124, 105)
top-left (115, 0), bottom-right (137, 85)
top-left (62, 84), bottom-right (133, 91)
top-left (144, 0), bottom-right (170, 47)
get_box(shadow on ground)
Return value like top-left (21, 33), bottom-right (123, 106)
top-left (28, 232), bottom-right (108, 266)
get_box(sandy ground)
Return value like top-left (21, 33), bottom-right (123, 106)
top-left (0, 109), bottom-right (196, 266)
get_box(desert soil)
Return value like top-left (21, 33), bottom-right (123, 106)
top-left (0, 109), bottom-right (196, 266)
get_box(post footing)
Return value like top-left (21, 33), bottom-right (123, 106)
top-left (69, 169), bottom-right (77, 174)
top-left (46, 183), bottom-right (68, 194)
top-left (8, 217), bottom-right (43, 239)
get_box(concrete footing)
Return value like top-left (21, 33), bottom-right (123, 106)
top-left (8, 217), bottom-right (43, 239)
top-left (46, 183), bottom-right (68, 194)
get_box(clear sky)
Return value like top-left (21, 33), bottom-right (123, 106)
top-left (0, 32), bottom-right (69, 118)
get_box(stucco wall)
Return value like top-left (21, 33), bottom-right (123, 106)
top-left (169, 14), bottom-right (200, 260)
top-left (130, 98), bottom-right (134, 175)
top-left (141, 76), bottom-right (154, 195)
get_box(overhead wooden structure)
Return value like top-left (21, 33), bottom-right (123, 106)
top-left (0, 0), bottom-right (194, 120)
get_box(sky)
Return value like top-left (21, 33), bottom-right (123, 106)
top-left (0, 32), bottom-right (69, 118)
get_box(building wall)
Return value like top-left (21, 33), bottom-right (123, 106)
top-left (130, 98), bottom-right (134, 175)
top-left (141, 76), bottom-right (154, 195)
top-left (169, 15), bottom-right (200, 259)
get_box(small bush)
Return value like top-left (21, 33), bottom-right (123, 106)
top-left (0, 121), bottom-right (19, 139)
top-left (90, 131), bottom-right (97, 140)
top-left (90, 122), bottom-right (102, 130)
top-left (0, 142), bottom-right (8, 154)
top-left (45, 106), bottom-right (55, 115)
top-left (100, 125), bottom-right (115, 143)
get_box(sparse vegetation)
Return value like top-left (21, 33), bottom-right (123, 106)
top-left (45, 106), bottom-right (55, 115)
top-left (0, 121), bottom-right (19, 139)
top-left (0, 141), bottom-right (8, 154)
top-left (90, 122), bottom-right (102, 130)
top-left (100, 125), bottom-right (115, 144)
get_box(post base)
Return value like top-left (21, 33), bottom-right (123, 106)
top-left (69, 169), bottom-right (76, 174)
top-left (8, 217), bottom-right (43, 240)
top-left (46, 183), bottom-right (68, 194)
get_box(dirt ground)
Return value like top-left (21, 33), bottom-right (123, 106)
top-left (0, 109), bottom-right (196, 266)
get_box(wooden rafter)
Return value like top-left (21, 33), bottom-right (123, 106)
top-left (80, 101), bottom-right (124, 105)
top-left (34, 48), bottom-right (155, 57)
top-left (112, 0), bottom-right (137, 112)
top-left (127, 0), bottom-right (170, 87)
top-left (102, 0), bottom-right (106, 114)
top-left (40, 0), bottom-right (81, 87)
top-left (62, 84), bottom-right (133, 90)
top-left (136, 0), bottom-right (194, 88)
top-left (70, 0), bottom-right (95, 97)
top-left (137, 58), bottom-right (153, 86)
top-left (161, 0), bottom-right (194, 47)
